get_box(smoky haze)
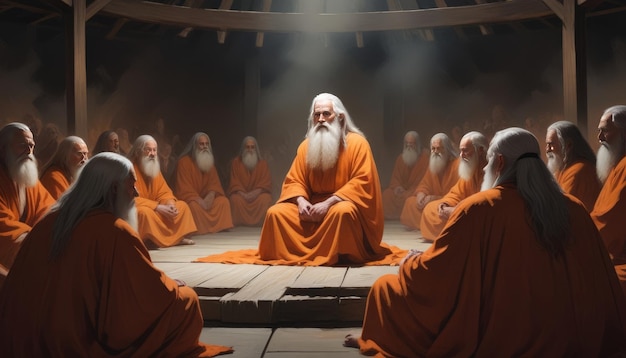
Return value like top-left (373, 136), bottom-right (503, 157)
top-left (0, 12), bottom-right (625, 198)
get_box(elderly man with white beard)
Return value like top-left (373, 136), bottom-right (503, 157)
top-left (591, 105), bottom-right (626, 297)
top-left (0, 122), bottom-right (54, 284)
top-left (174, 132), bottom-right (233, 234)
top-left (227, 136), bottom-right (272, 226)
top-left (129, 135), bottom-right (197, 248)
top-left (545, 120), bottom-right (600, 211)
top-left (381, 131), bottom-right (429, 220)
top-left (419, 131), bottom-right (488, 241)
top-left (196, 93), bottom-right (406, 266)
top-left (399, 132), bottom-right (459, 231)
top-left (39, 135), bottom-right (89, 200)
top-left (0, 152), bottom-right (234, 357)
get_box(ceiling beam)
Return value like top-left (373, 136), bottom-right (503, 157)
top-left (100, 0), bottom-right (554, 33)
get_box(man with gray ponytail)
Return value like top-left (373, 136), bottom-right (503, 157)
top-left (346, 128), bottom-right (625, 356)
top-left (591, 105), bottom-right (626, 297)
top-left (0, 153), bottom-right (233, 357)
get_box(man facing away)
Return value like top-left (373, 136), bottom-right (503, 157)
top-left (40, 135), bottom-right (89, 200)
top-left (419, 131), bottom-right (488, 241)
top-left (399, 132), bottom-right (459, 230)
top-left (345, 127), bottom-right (626, 356)
top-left (545, 120), bottom-right (600, 211)
top-left (129, 135), bottom-right (197, 247)
top-left (591, 105), bottom-right (626, 296)
top-left (174, 132), bottom-right (234, 234)
top-left (381, 131), bottom-right (429, 220)
top-left (0, 122), bottom-right (54, 282)
top-left (0, 152), bottom-right (233, 357)
top-left (227, 136), bottom-right (272, 226)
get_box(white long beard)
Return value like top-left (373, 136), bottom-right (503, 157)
top-left (546, 152), bottom-right (565, 177)
top-left (481, 157), bottom-right (498, 191)
top-left (242, 151), bottom-right (258, 171)
top-left (140, 156), bottom-right (161, 179)
top-left (307, 120), bottom-right (341, 170)
top-left (7, 152), bottom-right (38, 188)
top-left (114, 188), bottom-right (138, 233)
top-left (458, 154), bottom-right (478, 181)
top-left (597, 138), bottom-right (624, 183)
top-left (429, 152), bottom-right (448, 176)
top-left (195, 150), bottom-right (214, 173)
top-left (402, 147), bottom-right (419, 167)
top-left (70, 161), bottom-right (86, 182)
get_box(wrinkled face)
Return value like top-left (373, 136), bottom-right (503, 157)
top-left (107, 133), bottom-right (120, 152)
top-left (545, 129), bottom-right (563, 158)
top-left (69, 141), bottom-right (89, 168)
top-left (459, 137), bottom-right (474, 161)
top-left (431, 138), bottom-right (444, 156)
top-left (244, 139), bottom-right (256, 154)
top-left (598, 113), bottom-right (622, 147)
top-left (9, 129), bottom-right (35, 159)
top-left (196, 135), bottom-right (210, 152)
top-left (142, 140), bottom-right (157, 159)
top-left (313, 100), bottom-right (338, 127)
top-left (404, 135), bottom-right (417, 151)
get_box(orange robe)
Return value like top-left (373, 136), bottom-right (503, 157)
top-left (134, 164), bottom-right (197, 247)
top-left (591, 156), bottom-right (626, 296)
top-left (227, 157), bottom-right (272, 226)
top-left (358, 184), bottom-right (626, 357)
top-left (381, 151), bottom-right (429, 219)
top-left (419, 167), bottom-right (484, 241)
top-left (174, 156), bottom-right (233, 234)
top-left (556, 159), bottom-right (601, 212)
top-left (399, 158), bottom-right (460, 230)
top-left (40, 165), bottom-right (71, 200)
top-left (196, 133), bottom-right (406, 266)
top-left (0, 168), bottom-right (54, 271)
top-left (0, 210), bottom-right (232, 357)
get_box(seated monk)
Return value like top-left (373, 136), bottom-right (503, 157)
top-left (0, 153), bottom-right (233, 357)
top-left (92, 129), bottom-right (120, 154)
top-left (196, 93), bottom-right (406, 266)
top-left (227, 136), bottom-right (272, 226)
top-left (345, 128), bottom-right (626, 356)
top-left (0, 122), bottom-right (55, 280)
top-left (419, 131), bottom-right (488, 241)
top-left (39, 136), bottom-right (89, 199)
top-left (399, 132), bottom-right (459, 230)
top-left (381, 131), bottom-right (429, 220)
top-left (174, 132), bottom-right (233, 234)
top-left (128, 135), bottom-right (197, 247)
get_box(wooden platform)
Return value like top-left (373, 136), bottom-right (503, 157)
top-left (151, 221), bottom-right (432, 326)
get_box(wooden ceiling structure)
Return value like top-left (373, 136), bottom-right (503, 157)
top-left (1, 0), bottom-right (625, 139)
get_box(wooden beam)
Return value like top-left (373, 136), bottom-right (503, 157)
top-left (105, 17), bottom-right (127, 39)
top-left (541, 0), bottom-right (564, 21)
top-left (64, 0), bottom-right (88, 138)
top-left (255, 0), bottom-right (272, 48)
top-left (86, 0), bottom-right (111, 21)
top-left (217, 0), bottom-right (235, 44)
top-left (561, 0), bottom-right (587, 133)
top-left (100, 0), bottom-right (554, 33)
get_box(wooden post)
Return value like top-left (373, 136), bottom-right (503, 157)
top-left (562, 0), bottom-right (588, 135)
top-left (64, 0), bottom-right (88, 138)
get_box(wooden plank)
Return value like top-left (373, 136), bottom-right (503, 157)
top-left (286, 266), bottom-right (347, 296)
top-left (199, 296), bottom-right (221, 321)
top-left (265, 327), bottom-right (362, 356)
top-left (101, 0), bottom-right (554, 33)
top-left (220, 265), bottom-right (304, 323)
top-left (276, 295), bottom-right (339, 322)
top-left (339, 296), bottom-right (366, 322)
top-left (341, 266), bottom-right (399, 297)
top-left (200, 327), bottom-right (272, 358)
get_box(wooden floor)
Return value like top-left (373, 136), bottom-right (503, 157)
top-left (151, 221), bottom-right (431, 357)
top-left (151, 221), bottom-right (430, 326)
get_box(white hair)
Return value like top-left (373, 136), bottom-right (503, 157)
top-left (306, 93), bottom-right (364, 148)
top-left (431, 132), bottom-right (459, 159)
top-left (40, 136), bottom-right (87, 181)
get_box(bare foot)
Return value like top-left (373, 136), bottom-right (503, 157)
top-left (343, 333), bottom-right (360, 349)
top-left (178, 238), bottom-right (195, 246)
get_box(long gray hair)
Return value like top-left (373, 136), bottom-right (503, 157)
top-left (178, 132), bottom-right (212, 162)
top-left (50, 152), bottom-right (134, 259)
top-left (0, 122), bottom-right (31, 160)
top-left (546, 121), bottom-right (596, 166)
top-left (306, 93), bottom-right (364, 146)
top-left (431, 132), bottom-right (459, 159)
top-left (40, 136), bottom-right (86, 180)
top-left (128, 134), bottom-right (156, 162)
top-left (239, 136), bottom-right (262, 160)
top-left (490, 127), bottom-right (570, 256)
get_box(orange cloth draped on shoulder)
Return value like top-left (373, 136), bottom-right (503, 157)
top-left (196, 133), bottom-right (406, 266)
top-left (134, 164), bottom-right (197, 247)
top-left (557, 159), bottom-right (601, 212)
top-left (39, 165), bottom-right (70, 200)
top-left (382, 151), bottom-right (429, 219)
top-left (357, 184), bottom-right (626, 357)
top-left (0, 210), bottom-right (233, 357)
top-left (399, 158), bottom-right (459, 230)
top-left (0, 168), bottom-right (54, 271)
top-left (591, 156), bottom-right (626, 296)
top-left (174, 156), bottom-right (233, 234)
top-left (227, 156), bottom-right (272, 226)
top-left (419, 167), bottom-right (484, 241)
